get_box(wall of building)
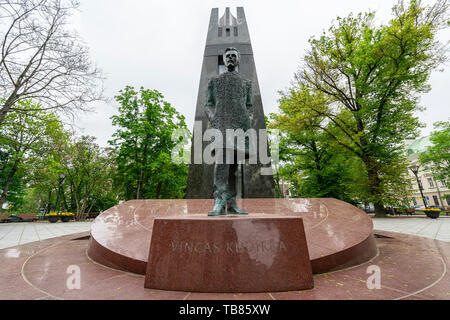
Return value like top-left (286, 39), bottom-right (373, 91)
top-left (408, 158), bottom-right (449, 209)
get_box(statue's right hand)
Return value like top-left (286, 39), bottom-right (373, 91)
top-left (205, 108), bottom-right (214, 122)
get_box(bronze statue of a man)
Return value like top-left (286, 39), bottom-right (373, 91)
top-left (205, 47), bottom-right (253, 216)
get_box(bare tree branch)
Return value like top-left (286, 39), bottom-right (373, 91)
top-left (0, 0), bottom-right (104, 125)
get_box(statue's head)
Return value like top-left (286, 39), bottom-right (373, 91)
top-left (224, 47), bottom-right (240, 71)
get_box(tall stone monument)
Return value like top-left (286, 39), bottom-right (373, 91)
top-left (186, 7), bottom-right (275, 199)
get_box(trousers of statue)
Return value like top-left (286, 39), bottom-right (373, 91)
top-left (213, 150), bottom-right (239, 201)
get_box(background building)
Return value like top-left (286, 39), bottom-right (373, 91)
top-left (405, 136), bottom-right (449, 209)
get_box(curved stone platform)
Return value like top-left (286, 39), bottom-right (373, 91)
top-left (88, 198), bottom-right (377, 277)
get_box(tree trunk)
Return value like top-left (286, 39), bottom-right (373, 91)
top-left (355, 115), bottom-right (386, 217)
top-left (69, 182), bottom-right (76, 212)
top-left (373, 203), bottom-right (386, 217)
top-left (46, 190), bottom-right (52, 214)
top-left (0, 158), bottom-right (20, 213)
top-left (366, 163), bottom-right (386, 217)
top-left (136, 179), bottom-right (143, 199)
top-left (60, 186), bottom-right (67, 212)
top-left (87, 198), bottom-right (97, 215)
top-left (0, 94), bottom-right (17, 126)
top-left (155, 181), bottom-right (163, 199)
top-left (274, 168), bottom-right (283, 198)
top-left (72, 182), bottom-right (81, 219)
top-left (80, 198), bottom-right (88, 220)
top-left (136, 142), bottom-right (148, 200)
top-left (78, 187), bottom-right (91, 220)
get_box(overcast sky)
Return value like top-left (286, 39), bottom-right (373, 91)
top-left (71, 0), bottom-right (450, 148)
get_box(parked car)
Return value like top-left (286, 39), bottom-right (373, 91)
top-left (414, 205), bottom-right (426, 212)
top-left (358, 204), bottom-right (375, 213)
top-left (8, 215), bottom-right (22, 222)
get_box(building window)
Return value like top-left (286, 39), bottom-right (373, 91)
top-left (226, 28), bottom-right (230, 37)
top-left (234, 27), bottom-right (238, 36)
top-left (412, 198), bottom-right (417, 206)
top-left (446, 196), bottom-right (450, 206)
top-left (428, 178), bottom-right (435, 188)
top-left (433, 195), bottom-right (439, 206)
top-left (440, 180), bottom-right (447, 188)
top-left (218, 28), bottom-right (222, 37)
top-left (417, 179), bottom-right (423, 189)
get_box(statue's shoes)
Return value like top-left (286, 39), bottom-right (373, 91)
top-left (226, 211), bottom-right (248, 215)
top-left (226, 199), bottom-right (248, 215)
top-left (208, 210), bottom-right (226, 216)
top-left (208, 211), bottom-right (226, 217)
top-left (208, 199), bottom-right (226, 216)
top-left (226, 207), bottom-right (249, 215)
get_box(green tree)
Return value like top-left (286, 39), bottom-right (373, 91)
top-left (292, 0), bottom-right (448, 216)
top-left (109, 86), bottom-right (189, 200)
top-left (0, 100), bottom-right (64, 212)
top-left (0, 149), bottom-right (27, 211)
top-left (270, 87), bottom-right (368, 204)
top-left (20, 133), bottom-right (118, 218)
top-left (21, 132), bottom-right (71, 214)
top-left (61, 135), bottom-right (116, 219)
top-left (419, 120), bottom-right (450, 185)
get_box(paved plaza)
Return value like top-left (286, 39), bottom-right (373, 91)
top-left (372, 216), bottom-right (450, 242)
top-left (0, 221), bottom-right (92, 250)
top-left (0, 215), bottom-right (449, 250)
top-left (1, 216), bottom-right (449, 301)
top-left (2, 228), bottom-right (448, 300)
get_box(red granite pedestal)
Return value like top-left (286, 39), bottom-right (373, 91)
top-left (88, 198), bottom-right (378, 293)
top-left (144, 217), bottom-right (313, 293)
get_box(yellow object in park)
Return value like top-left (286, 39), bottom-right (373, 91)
top-left (47, 212), bottom-right (75, 216)
top-left (422, 208), bottom-right (441, 212)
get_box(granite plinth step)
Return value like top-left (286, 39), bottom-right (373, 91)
top-left (144, 216), bottom-right (313, 293)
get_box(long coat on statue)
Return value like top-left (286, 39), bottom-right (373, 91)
top-left (204, 70), bottom-right (255, 159)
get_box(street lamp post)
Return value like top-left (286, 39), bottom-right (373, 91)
top-left (56, 172), bottom-right (66, 212)
top-left (409, 164), bottom-right (428, 209)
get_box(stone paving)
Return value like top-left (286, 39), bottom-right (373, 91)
top-left (0, 215), bottom-right (448, 250)
top-left (0, 221), bottom-right (92, 250)
top-left (372, 216), bottom-right (450, 243)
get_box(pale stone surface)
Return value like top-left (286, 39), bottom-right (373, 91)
top-left (0, 221), bottom-right (92, 249)
top-left (372, 216), bottom-right (450, 242)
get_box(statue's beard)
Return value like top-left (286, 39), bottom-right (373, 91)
top-left (226, 61), bottom-right (238, 69)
